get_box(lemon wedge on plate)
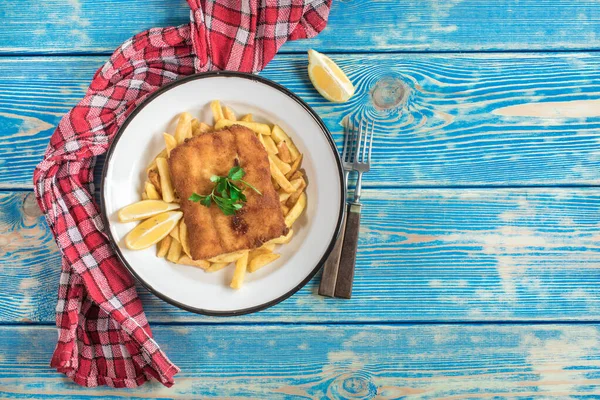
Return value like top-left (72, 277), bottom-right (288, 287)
top-left (307, 49), bottom-right (355, 103)
top-left (124, 211), bottom-right (183, 250)
top-left (117, 200), bottom-right (180, 222)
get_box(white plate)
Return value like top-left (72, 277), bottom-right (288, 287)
top-left (101, 72), bottom-right (344, 316)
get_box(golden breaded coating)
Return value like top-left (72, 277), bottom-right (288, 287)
top-left (168, 125), bottom-right (287, 260)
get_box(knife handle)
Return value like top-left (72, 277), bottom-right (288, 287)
top-left (318, 209), bottom-right (348, 297)
top-left (334, 203), bottom-right (361, 299)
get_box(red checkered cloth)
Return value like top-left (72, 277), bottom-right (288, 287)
top-left (33, 0), bottom-right (331, 389)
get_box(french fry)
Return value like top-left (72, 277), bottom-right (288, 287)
top-left (207, 262), bottom-right (229, 272)
top-left (248, 253), bottom-right (280, 273)
top-left (157, 236), bottom-right (172, 258)
top-left (193, 120), bottom-right (212, 136)
top-left (169, 221), bottom-right (180, 242)
top-left (285, 153), bottom-right (303, 179)
top-left (271, 125), bottom-right (300, 160)
top-left (267, 229), bottom-right (294, 245)
top-left (179, 220), bottom-right (191, 257)
top-left (258, 134), bottom-right (268, 151)
top-left (141, 192), bottom-right (148, 200)
top-left (286, 178), bottom-right (307, 207)
top-left (208, 249), bottom-right (248, 263)
top-left (285, 192), bottom-right (306, 227)
top-left (259, 134), bottom-right (278, 155)
top-left (210, 100), bottom-right (224, 122)
top-left (268, 154), bottom-right (291, 175)
top-left (270, 125), bottom-right (285, 143)
top-left (279, 191), bottom-right (291, 203)
top-left (241, 114), bottom-right (253, 122)
top-left (285, 193), bottom-right (300, 209)
top-left (146, 148), bottom-right (168, 172)
top-left (230, 251), bottom-right (249, 289)
top-left (290, 170), bottom-right (304, 181)
top-left (269, 157), bottom-right (295, 193)
top-left (281, 204), bottom-right (289, 215)
top-left (291, 177), bottom-right (305, 190)
top-left (163, 133), bottom-right (177, 156)
top-left (249, 247), bottom-right (272, 260)
top-left (198, 122), bottom-right (212, 134)
top-left (146, 162), bottom-right (156, 173)
top-left (145, 181), bottom-right (161, 200)
top-left (214, 119), bottom-right (271, 136)
top-left (156, 157), bottom-right (175, 202)
top-left (191, 118), bottom-right (200, 136)
top-left (260, 243), bottom-right (276, 252)
top-left (223, 106), bottom-right (237, 121)
top-left (277, 141), bottom-right (292, 163)
top-left (174, 112), bottom-right (193, 144)
top-left (166, 239), bottom-right (182, 263)
top-left (272, 179), bottom-right (280, 191)
top-left (178, 255), bottom-right (210, 270)
top-left (148, 169), bottom-right (162, 193)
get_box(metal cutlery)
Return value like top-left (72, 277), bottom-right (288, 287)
top-left (318, 118), bottom-right (355, 297)
top-left (334, 118), bottom-right (373, 299)
top-left (319, 117), bottom-right (374, 299)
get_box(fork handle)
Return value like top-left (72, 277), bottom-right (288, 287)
top-left (318, 209), bottom-right (348, 297)
top-left (334, 203), bottom-right (361, 299)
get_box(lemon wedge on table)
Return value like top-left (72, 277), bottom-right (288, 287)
top-left (117, 200), bottom-right (180, 222)
top-left (307, 49), bottom-right (355, 103)
top-left (124, 211), bottom-right (183, 250)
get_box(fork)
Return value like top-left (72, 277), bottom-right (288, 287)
top-left (318, 118), bottom-right (356, 297)
top-left (334, 118), bottom-right (374, 299)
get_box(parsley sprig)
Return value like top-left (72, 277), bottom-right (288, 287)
top-left (189, 166), bottom-right (261, 216)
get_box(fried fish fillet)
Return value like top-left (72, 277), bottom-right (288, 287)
top-left (168, 125), bottom-right (287, 260)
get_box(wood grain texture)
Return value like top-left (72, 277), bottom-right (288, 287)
top-left (1, 53), bottom-right (600, 188)
top-left (1, 324), bottom-right (600, 398)
top-left (2, 188), bottom-right (599, 323)
top-left (3, 1), bottom-right (600, 54)
top-left (5, 1), bottom-right (600, 396)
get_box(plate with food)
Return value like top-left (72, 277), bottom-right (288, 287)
top-left (101, 72), bottom-right (344, 316)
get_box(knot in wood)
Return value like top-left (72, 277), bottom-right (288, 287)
top-left (328, 372), bottom-right (377, 399)
top-left (22, 192), bottom-right (42, 220)
top-left (371, 75), bottom-right (408, 110)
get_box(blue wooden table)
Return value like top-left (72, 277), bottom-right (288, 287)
top-left (2, 1), bottom-right (600, 398)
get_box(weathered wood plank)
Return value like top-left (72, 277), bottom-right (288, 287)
top-left (1, 324), bottom-right (600, 398)
top-left (2, 188), bottom-right (599, 323)
top-left (1, 53), bottom-right (600, 189)
top-left (3, 1), bottom-right (600, 54)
